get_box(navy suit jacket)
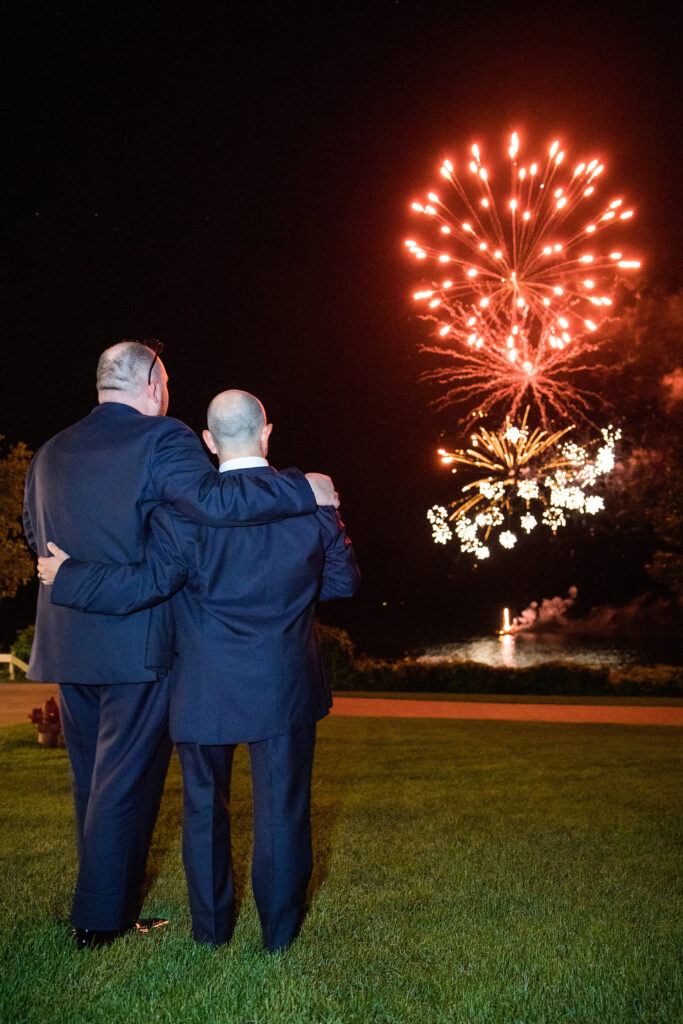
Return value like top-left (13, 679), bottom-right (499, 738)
top-left (50, 466), bottom-right (360, 743)
top-left (23, 406), bottom-right (316, 685)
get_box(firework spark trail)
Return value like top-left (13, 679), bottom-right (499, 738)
top-left (428, 409), bottom-right (621, 559)
top-left (406, 132), bottom-right (640, 426)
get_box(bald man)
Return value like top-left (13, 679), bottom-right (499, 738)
top-left (40, 389), bottom-right (360, 952)
top-left (23, 343), bottom-right (337, 949)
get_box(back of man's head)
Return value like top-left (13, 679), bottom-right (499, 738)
top-left (206, 390), bottom-right (269, 460)
top-left (96, 341), bottom-right (158, 395)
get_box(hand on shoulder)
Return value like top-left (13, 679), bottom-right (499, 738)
top-left (305, 473), bottom-right (339, 508)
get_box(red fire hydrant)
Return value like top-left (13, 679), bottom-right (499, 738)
top-left (28, 697), bottom-right (64, 748)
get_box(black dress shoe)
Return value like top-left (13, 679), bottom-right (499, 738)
top-left (73, 926), bottom-right (133, 949)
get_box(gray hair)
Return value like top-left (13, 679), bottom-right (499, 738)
top-left (96, 341), bottom-right (159, 393)
top-left (207, 390), bottom-right (266, 447)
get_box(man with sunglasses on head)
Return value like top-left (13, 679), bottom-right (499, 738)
top-left (23, 339), bottom-right (337, 950)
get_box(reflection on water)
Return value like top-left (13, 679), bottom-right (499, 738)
top-left (498, 633), bottom-right (516, 668)
top-left (421, 632), bottom-right (683, 669)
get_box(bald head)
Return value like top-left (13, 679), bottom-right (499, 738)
top-left (204, 390), bottom-right (272, 462)
top-left (96, 341), bottom-right (168, 416)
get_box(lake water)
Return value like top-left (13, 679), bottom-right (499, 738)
top-left (421, 632), bottom-right (683, 669)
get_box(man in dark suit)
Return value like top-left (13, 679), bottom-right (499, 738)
top-left (24, 343), bottom-right (337, 949)
top-left (40, 389), bottom-right (360, 952)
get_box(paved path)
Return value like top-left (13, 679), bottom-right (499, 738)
top-left (330, 695), bottom-right (683, 726)
top-left (2, 683), bottom-right (682, 727)
top-left (0, 683), bottom-right (62, 726)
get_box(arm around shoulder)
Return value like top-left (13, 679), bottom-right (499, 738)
top-left (152, 421), bottom-right (317, 525)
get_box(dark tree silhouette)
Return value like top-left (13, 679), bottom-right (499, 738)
top-left (0, 437), bottom-right (34, 602)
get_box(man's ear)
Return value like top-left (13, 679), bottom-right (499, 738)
top-left (202, 429), bottom-right (218, 455)
top-left (262, 422), bottom-right (273, 455)
top-left (141, 379), bottom-right (159, 415)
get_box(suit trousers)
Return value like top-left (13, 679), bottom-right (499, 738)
top-left (58, 678), bottom-right (172, 930)
top-left (177, 724), bottom-right (316, 951)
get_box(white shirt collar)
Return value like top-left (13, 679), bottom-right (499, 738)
top-left (218, 455), bottom-right (269, 473)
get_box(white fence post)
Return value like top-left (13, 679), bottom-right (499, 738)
top-left (0, 653), bottom-right (30, 679)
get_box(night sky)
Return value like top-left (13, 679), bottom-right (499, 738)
top-left (3, 1), bottom-right (681, 653)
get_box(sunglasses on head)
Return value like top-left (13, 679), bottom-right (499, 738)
top-left (142, 339), bottom-right (164, 385)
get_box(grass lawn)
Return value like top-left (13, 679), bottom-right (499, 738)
top-left (1, 716), bottom-right (681, 1024)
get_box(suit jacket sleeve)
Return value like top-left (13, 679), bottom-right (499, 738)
top-left (22, 464), bottom-right (37, 554)
top-left (316, 507), bottom-right (361, 601)
top-left (152, 422), bottom-right (316, 525)
top-left (50, 506), bottom-right (189, 615)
